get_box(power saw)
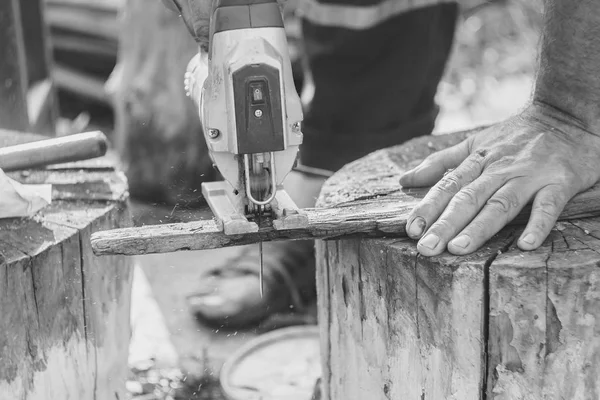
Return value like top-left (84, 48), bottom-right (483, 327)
top-left (176, 0), bottom-right (309, 292)
top-left (183, 0), bottom-right (307, 235)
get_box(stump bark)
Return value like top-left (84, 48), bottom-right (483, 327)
top-left (316, 131), bottom-right (600, 400)
top-left (0, 130), bottom-right (133, 399)
top-left (109, 0), bottom-right (215, 205)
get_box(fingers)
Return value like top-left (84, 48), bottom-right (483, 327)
top-left (399, 140), bottom-right (470, 188)
top-left (517, 185), bottom-right (571, 251)
top-left (413, 174), bottom-right (505, 255)
top-left (405, 150), bottom-right (486, 240)
top-left (444, 182), bottom-right (536, 255)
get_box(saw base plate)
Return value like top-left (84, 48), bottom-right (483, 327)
top-left (202, 181), bottom-right (309, 235)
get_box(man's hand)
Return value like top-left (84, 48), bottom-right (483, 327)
top-left (399, 103), bottom-right (600, 256)
top-left (161, 0), bottom-right (212, 49)
top-left (401, 0), bottom-right (600, 256)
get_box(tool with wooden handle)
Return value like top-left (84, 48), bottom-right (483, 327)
top-left (0, 131), bottom-right (108, 171)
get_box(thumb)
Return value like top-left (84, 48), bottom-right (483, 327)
top-left (399, 139), bottom-right (470, 188)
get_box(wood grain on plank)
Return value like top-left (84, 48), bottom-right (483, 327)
top-left (90, 172), bottom-right (600, 256)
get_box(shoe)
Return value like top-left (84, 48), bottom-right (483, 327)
top-left (186, 240), bottom-right (316, 329)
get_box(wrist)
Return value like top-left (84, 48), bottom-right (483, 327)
top-left (533, 81), bottom-right (600, 135)
top-left (524, 98), bottom-right (600, 138)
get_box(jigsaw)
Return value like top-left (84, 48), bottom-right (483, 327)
top-left (182, 0), bottom-right (309, 294)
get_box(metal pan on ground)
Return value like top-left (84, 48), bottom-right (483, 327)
top-left (220, 325), bottom-right (321, 400)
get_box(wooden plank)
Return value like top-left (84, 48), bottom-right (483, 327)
top-left (8, 169), bottom-right (128, 201)
top-left (90, 178), bottom-right (600, 256)
top-left (46, 0), bottom-right (123, 13)
top-left (90, 128), bottom-right (600, 256)
top-left (51, 32), bottom-right (118, 58)
top-left (0, 0), bottom-right (29, 131)
top-left (45, 5), bottom-right (119, 41)
top-left (53, 64), bottom-right (111, 105)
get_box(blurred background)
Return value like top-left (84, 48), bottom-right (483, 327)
top-left (35, 0), bottom-right (543, 398)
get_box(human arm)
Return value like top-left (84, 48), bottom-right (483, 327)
top-left (399, 0), bottom-right (600, 256)
top-left (160, 0), bottom-right (213, 51)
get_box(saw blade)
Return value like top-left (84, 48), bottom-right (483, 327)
top-left (258, 205), bottom-right (264, 298)
top-left (259, 240), bottom-right (264, 298)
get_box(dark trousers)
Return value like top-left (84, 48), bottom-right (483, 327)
top-left (299, 2), bottom-right (460, 171)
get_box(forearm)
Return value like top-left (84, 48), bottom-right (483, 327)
top-left (534, 0), bottom-right (600, 133)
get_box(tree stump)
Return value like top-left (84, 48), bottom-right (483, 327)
top-left (0, 129), bottom-right (133, 399)
top-left (109, 0), bottom-right (215, 205)
top-left (316, 130), bottom-right (600, 400)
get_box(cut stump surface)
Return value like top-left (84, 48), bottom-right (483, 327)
top-left (0, 129), bottom-right (133, 400)
top-left (316, 129), bottom-right (600, 400)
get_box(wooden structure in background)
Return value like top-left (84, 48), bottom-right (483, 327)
top-left (45, 0), bottom-right (121, 106)
top-left (0, 0), bottom-right (58, 134)
top-left (0, 130), bottom-right (133, 399)
top-left (110, 0), bottom-right (214, 205)
top-left (315, 131), bottom-right (600, 399)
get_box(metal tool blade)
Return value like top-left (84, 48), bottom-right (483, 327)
top-left (257, 204), bottom-right (264, 298)
top-left (259, 241), bottom-right (264, 298)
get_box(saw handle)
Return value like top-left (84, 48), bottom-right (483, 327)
top-left (0, 131), bottom-right (108, 172)
top-left (208, 0), bottom-right (283, 55)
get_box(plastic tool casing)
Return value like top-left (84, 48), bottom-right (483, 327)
top-left (187, 0), bottom-right (307, 234)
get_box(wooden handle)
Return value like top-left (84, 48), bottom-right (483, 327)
top-left (0, 131), bottom-right (108, 171)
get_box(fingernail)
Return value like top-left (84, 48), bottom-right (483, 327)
top-left (520, 233), bottom-right (536, 246)
top-left (419, 234), bottom-right (440, 250)
top-left (407, 217), bottom-right (426, 238)
top-left (399, 171), bottom-right (413, 186)
top-left (451, 235), bottom-right (471, 249)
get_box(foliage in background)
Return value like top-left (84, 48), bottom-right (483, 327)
top-left (436, 0), bottom-right (544, 130)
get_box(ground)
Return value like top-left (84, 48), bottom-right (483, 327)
top-left (82, 1), bottom-right (546, 398)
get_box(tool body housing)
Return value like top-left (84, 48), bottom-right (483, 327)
top-left (185, 0), bottom-right (307, 234)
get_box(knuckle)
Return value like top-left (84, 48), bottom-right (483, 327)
top-left (454, 187), bottom-right (480, 208)
top-left (536, 199), bottom-right (560, 217)
top-left (534, 190), bottom-right (565, 221)
top-left (531, 218), bottom-right (552, 234)
top-left (537, 206), bottom-right (558, 222)
top-left (435, 175), bottom-right (462, 195)
top-left (487, 192), bottom-right (520, 214)
top-left (554, 170), bottom-right (578, 187)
